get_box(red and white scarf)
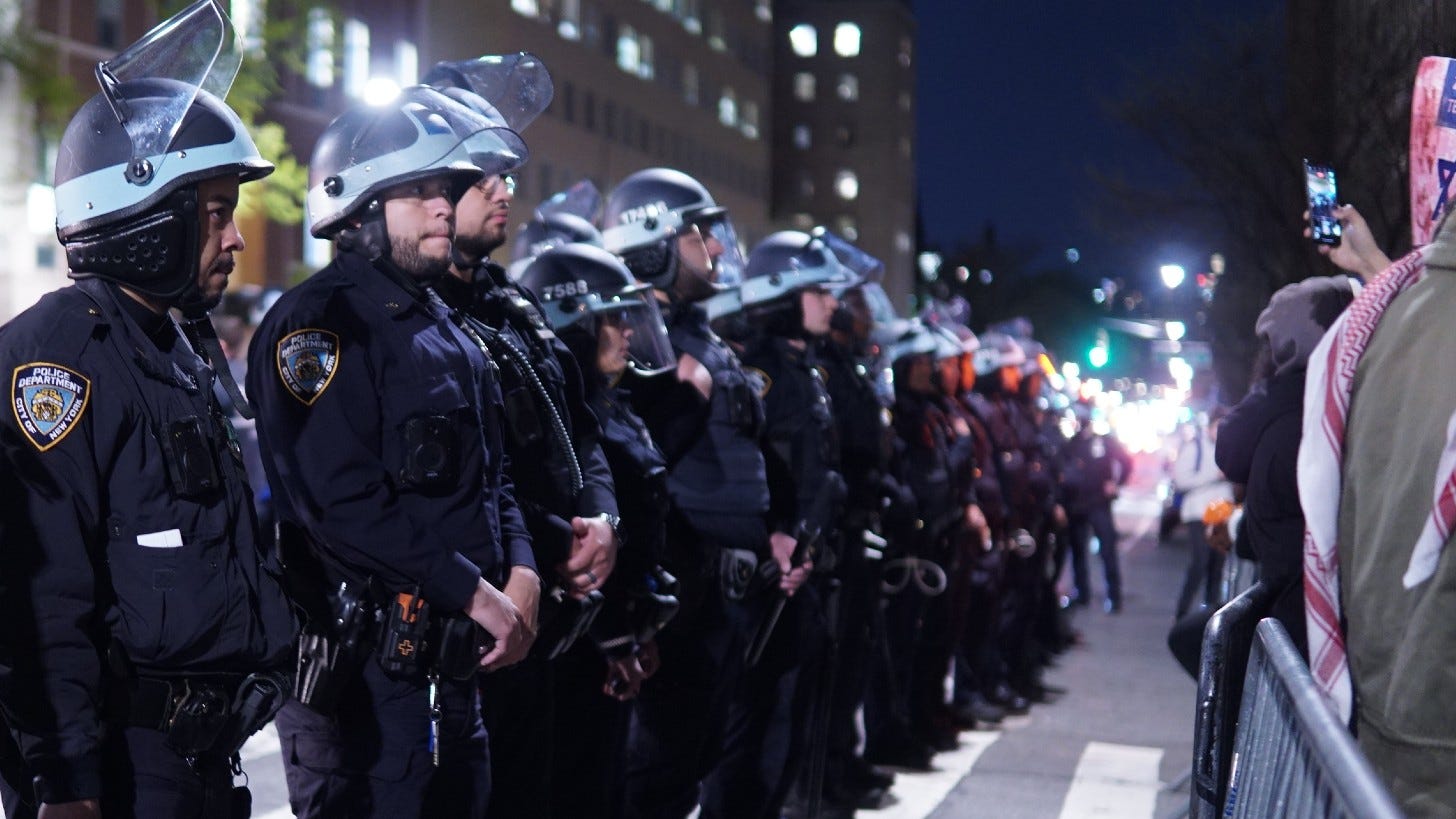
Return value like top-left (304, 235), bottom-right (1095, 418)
top-left (1298, 246), bottom-right (1453, 724)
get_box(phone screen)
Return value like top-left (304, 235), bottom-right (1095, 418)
top-left (1305, 161), bottom-right (1341, 246)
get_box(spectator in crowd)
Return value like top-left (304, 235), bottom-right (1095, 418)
top-left (1171, 411), bottom-right (1233, 620)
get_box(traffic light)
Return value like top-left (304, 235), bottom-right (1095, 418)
top-left (1088, 328), bottom-right (1110, 368)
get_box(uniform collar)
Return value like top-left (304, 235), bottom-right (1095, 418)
top-left (338, 251), bottom-right (428, 319)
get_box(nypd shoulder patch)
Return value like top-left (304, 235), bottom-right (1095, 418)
top-left (743, 366), bottom-right (773, 398)
top-left (11, 363), bottom-right (90, 452)
top-left (277, 329), bottom-right (340, 405)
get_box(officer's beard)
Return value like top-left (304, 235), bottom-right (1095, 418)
top-left (392, 234), bottom-right (454, 279)
top-left (453, 230), bottom-right (505, 268)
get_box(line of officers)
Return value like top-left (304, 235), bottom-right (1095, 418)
top-left (0, 9), bottom-right (1129, 819)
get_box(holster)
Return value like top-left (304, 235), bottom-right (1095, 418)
top-left (108, 670), bottom-right (289, 759)
top-left (430, 614), bottom-right (494, 681)
top-left (718, 548), bottom-right (760, 601)
top-left (293, 579), bottom-right (377, 714)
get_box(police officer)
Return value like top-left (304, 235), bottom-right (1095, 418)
top-left (519, 242), bottom-right (683, 817)
top-left (1062, 403), bottom-right (1132, 612)
top-left (706, 231), bottom-right (852, 817)
top-left (814, 245), bottom-right (904, 809)
top-left (0, 4), bottom-right (294, 816)
top-left (863, 324), bottom-right (949, 771)
top-left (600, 168), bottom-right (781, 819)
top-left (249, 87), bottom-right (536, 818)
top-left (421, 58), bottom-right (622, 817)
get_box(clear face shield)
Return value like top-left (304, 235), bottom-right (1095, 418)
top-left (596, 287), bottom-right (676, 375)
top-left (812, 227), bottom-right (884, 290)
top-left (688, 213), bottom-right (748, 290)
top-left (426, 86), bottom-right (529, 178)
top-left (96, 0), bottom-right (241, 184)
top-left (860, 282), bottom-right (902, 326)
top-left (426, 53), bottom-right (554, 133)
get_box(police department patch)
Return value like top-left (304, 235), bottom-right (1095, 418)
top-left (277, 329), bottom-right (340, 405)
top-left (11, 363), bottom-right (89, 451)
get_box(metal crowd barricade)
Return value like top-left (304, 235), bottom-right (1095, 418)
top-left (1221, 619), bottom-right (1403, 819)
top-left (1190, 582), bottom-right (1278, 819)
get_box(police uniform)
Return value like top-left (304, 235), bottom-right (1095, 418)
top-left (553, 361), bottom-right (673, 819)
top-left (815, 334), bottom-right (903, 801)
top-left (1062, 429), bottom-right (1132, 610)
top-left (434, 260), bottom-right (619, 819)
top-left (621, 301), bottom-right (768, 819)
top-left (701, 334), bottom-right (839, 818)
top-left (0, 279), bottom-right (295, 817)
top-left (248, 251), bottom-right (534, 819)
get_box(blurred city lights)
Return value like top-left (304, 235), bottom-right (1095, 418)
top-left (1165, 320), bottom-right (1186, 341)
top-left (917, 251), bottom-right (942, 281)
top-left (1065, 247), bottom-right (1080, 263)
top-left (1088, 346), bottom-right (1109, 368)
top-left (1168, 355), bottom-right (1194, 386)
top-left (978, 268), bottom-right (993, 284)
top-left (1062, 362), bottom-right (1081, 380)
top-left (1160, 263), bottom-right (1186, 289)
top-left (1092, 288), bottom-right (1106, 304)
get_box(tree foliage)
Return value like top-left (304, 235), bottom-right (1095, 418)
top-left (1102, 3), bottom-right (1454, 399)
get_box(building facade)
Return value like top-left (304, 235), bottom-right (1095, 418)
top-left (769, 0), bottom-right (916, 304)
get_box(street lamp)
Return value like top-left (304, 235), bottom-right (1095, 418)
top-left (1160, 264), bottom-right (1186, 289)
top-left (1165, 320), bottom-right (1187, 341)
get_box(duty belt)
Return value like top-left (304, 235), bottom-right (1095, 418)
top-left (107, 670), bottom-right (289, 759)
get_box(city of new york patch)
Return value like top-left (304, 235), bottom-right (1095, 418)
top-left (277, 329), bottom-right (340, 405)
top-left (11, 363), bottom-right (90, 451)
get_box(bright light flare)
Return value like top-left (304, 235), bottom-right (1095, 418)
top-left (1165, 320), bottom-right (1186, 341)
top-left (1160, 264), bottom-right (1186, 289)
top-left (362, 77), bottom-right (401, 106)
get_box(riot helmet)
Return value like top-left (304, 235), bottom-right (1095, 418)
top-left (517, 243), bottom-right (676, 376)
top-left (971, 331), bottom-right (1026, 376)
top-left (884, 322), bottom-right (940, 399)
top-left (601, 168), bottom-right (747, 296)
top-left (306, 87), bottom-right (489, 263)
top-left (507, 179), bottom-right (604, 280)
top-left (731, 230), bottom-right (856, 338)
top-left (55, 0), bottom-right (272, 307)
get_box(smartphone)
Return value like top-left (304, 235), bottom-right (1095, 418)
top-left (1304, 160), bottom-right (1341, 246)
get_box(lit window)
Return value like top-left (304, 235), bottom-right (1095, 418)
top-left (231, 0), bottom-right (266, 53)
top-left (395, 40), bottom-right (418, 86)
top-left (792, 125), bottom-right (811, 149)
top-left (834, 22), bottom-right (861, 57)
top-left (835, 169), bottom-right (859, 200)
top-left (638, 35), bottom-right (655, 79)
top-left (899, 136), bottom-right (912, 157)
top-left (654, 0), bottom-right (672, 11)
top-left (512, 0), bottom-right (540, 16)
top-left (342, 18), bottom-right (370, 99)
top-left (678, 0), bottom-right (702, 34)
top-left (896, 230), bottom-right (913, 253)
top-left (558, 0), bottom-right (581, 39)
top-left (707, 10), bottom-right (726, 51)
top-left (755, 0), bottom-right (771, 22)
top-left (836, 216), bottom-right (858, 242)
top-left (741, 101), bottom-right (759, 140)
top-left (683, 64), bottom-right (699, 106)
top-left (306, 9), bottom-right (335, 89)
top-left (899, 91), bottom-right (912, 112)
top-left (797, 172), bottom-right (815, 198)
top-left (899, 35), bottom-right (913, 67)
top-left (97, 0), bottom-right (122, 48)
top-left (718, 87), bottom-right (737, 127)
top-left (793, 72), bottom-right (815, 102)
top-left (837, 74), bottom-right (858, 101)
top-left (617, 25), bottom-right (641, 74)
top-left (788, 24), bottom-right (817, 57)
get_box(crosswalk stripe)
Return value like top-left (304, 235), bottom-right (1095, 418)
top-left (864, 730), bottom-right (1001, 818)
top-left (1057, 741), bottom-right (1163, 819)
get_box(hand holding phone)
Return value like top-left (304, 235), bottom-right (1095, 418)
top-left (1304, 160), bottom-right (1341, 246)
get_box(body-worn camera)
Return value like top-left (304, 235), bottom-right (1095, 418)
top-left (400, 415), bottom-right (460, 490)
top-left (158, 416), bottom-right (221, 498)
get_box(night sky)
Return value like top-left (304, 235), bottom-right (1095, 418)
top-left (913, 0), bottom-right (1283, 280)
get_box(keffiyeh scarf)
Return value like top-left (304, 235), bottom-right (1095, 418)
top-left (1298, 246), bottom-right (1451, 724)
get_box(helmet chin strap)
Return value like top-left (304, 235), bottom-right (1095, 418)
top-left (177, 313), bottom-right (255, 420)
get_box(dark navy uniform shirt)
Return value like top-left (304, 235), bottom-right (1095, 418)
top-left (248, 252), bottom-right (533, 614)
top-left (0, 278), bottom-right (294, 801)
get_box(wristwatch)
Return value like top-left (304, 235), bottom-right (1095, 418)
top-left (593, 512), bottom-right (623, 544)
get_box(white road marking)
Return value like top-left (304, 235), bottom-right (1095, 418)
top-left (864, 730), bottom-right (1002, 818)
top-left (1057, 741), bottom-right (1163, 819)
